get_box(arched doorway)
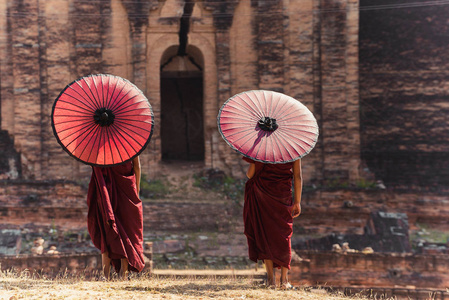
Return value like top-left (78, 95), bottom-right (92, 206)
top-left (160, 46), bottom-right (204, 161)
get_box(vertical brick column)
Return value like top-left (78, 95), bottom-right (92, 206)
top-left (42, 0), bottom-right (78, 179)
top-left (70, 0), bottom-right (107, 76)
top-left (10, 0), bottom-right (42, 179)
top-left (255, 0), bottom-right (285, 92)
top-left (285, 0), bottom-right (323, 183)
top-left (319, 0), bottom-right (360, 184)
top-left (0, 0), bottom-right (14, 134)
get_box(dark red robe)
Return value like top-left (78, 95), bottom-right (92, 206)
top-left (86, 161), bottom-right (145, 273)
top-left (243, 157), bottom-right (294, 269)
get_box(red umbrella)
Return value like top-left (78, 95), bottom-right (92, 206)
top-left (51, 74), bottom-right (154, 167)
top-left (218, 90), bottom-right (319, 163)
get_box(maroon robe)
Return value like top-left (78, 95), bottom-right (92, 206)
top-left (86, 161), bottom-right (145, 273)
top-left (243, 157), bottom-right (294, 269)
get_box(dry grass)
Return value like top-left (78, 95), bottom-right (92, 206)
top-left (0, 270), bottom-right (369, 300)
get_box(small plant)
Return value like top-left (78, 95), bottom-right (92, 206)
top-left (140, 174), bottom-right (170, 199)
top-left (193, 169), bottom-right (245, 202)
top-left (355, 178), bottom-right (377, 189)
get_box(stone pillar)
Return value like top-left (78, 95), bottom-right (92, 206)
top-left (285, 0), bottom-right (322, 183)
top-left (319, 0), bottom-right (361, 185)
top-left (42, 0), bottom-right (74, 179)
top-left (10, 0), bottom-right (42, 179)
top-left (255, 0), bottom-right (285, 92)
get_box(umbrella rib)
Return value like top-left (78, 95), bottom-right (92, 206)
top-left (244, 93), bottom-right (265, 119)
top-left (63, 122), bottom-right (98, 155)
top-left (271, 95), bottom-right (291, 121)
top-left (111, 93), bottom-right (141, 114)
top-left (113, 125), bottom-right (139, 156)
top-left (266, 91), bottom-right (274, 122)
top-left (220, 108), bottom-right (260, 122)
top-left (280, 125), bottom-right (319, 134)
top-left (90, 76), bottom-right (103, 110)
top-left (57, 119), bottom-right (96, 136)
top-left (108, 83), bottom-right (135, 112)
top-left (113, 99), bottom-right (148, 115)
top-left (108, 125), bottom-right (125, 163)
top-left (93, 75), bottom-right (102, 109)
top-left (226, 96), bottom-right (260, 121)
top-left (220, 125), bottom-right (258, 135)
top-left (77, 78), bottom-right (100, 111)
top-left (59, 93), bottom-right (96, 112)
top-left (60, 121), bottom-right (96, 144)
top-left (277, 130), bottom-right (313, 153)
top-left (273, 100), bottom-right (297, 121)
top-left (88, 126), bottom-right (102, 164)
top-left (105, 125), bottom-right (114, 165)
top-left (54, 115), bottom-right (92, 121)
top-left (249, 93), bottom-right (266, 119)
top-left (221, 125), bottom-right (257, 138)
top-left (107, 76), bottom-right (122, 111)
top-left (271, 131), bottom-right (286, 162)
top-left (273, 131), bottom-right (297, 160)
top-left (102, 75), bottom-right (108, 110)
top-left (76, 78), bottom-right (101, 111)
top-left (114, 118), bottom-right (153, 128)
top-left (110, 125), bottom-right (133, 160)
top-left (252, 133), bottom-right (266, 162)
top-left (55, 106), bottom-right (94, 116)
top-left (227, 130), bottom-right (258, 150)
top-left (279, 109), bottom-right (310, 122)
top-left (114, 121), bottom-right (150, 140)
top-left (67, 85), bottom-right (98, 111)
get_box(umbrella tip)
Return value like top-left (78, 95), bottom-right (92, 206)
top-left (94, 108), bottom-right (115, 127)
top-left (258, 117), bottom-right (278, 132)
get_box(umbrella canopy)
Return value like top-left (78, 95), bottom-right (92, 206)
top-left (51, 74), bottom-right (154, 167)
top-left (217, 90), bottom-right (319, 164)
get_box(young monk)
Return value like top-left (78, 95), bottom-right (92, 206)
top-left (243, 156), bottom-right (302, 289)
top-left (86, 156), bottom-right (145, 280)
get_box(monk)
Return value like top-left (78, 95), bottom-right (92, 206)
top-left (86, 156), bottom-right (145, 280)
top-left (243, 156), bottom-right (302, 289)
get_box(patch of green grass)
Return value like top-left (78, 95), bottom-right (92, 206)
top-left (411, 224), bottom-right (449, 244)
top-left (140, 175), bottom-right (171, 199)
top-left (193, 169), bottom-right (245, 202)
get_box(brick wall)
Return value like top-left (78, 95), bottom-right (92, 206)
top-left (0, 0), bottom-right (361, 188)
top-left (359, 0), bottom-right (449, 188)
top-left (291, 251), bottom-right (449, 290)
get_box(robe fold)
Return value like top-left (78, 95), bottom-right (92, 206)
top-left (86, 161), bottom-right (145, 273)
top-left (243, 157), bottom-right (294, 269)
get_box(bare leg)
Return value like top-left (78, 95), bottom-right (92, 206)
top-left (119, 258), bottom-right (129, 280)
top-left (280, 267), bottom-right (293, 289)
top-left (264, 259), bottom-right (275, 287)
top-left (280, 267), bottom-right (288, 285)
top-left (101, 252), bottom-right (111, 280)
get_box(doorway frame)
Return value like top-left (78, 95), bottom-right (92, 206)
top-left (147, 32), bottom-right (217, 168)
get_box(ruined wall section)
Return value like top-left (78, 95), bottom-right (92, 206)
top-left (1, 0), bottom-right (160, 180)
top-left (360, 0), bottom-right (449, 188)
top-left (213, 0), bottom-right (361, 185)
top-left (319, 0), bottom-right (361, 185)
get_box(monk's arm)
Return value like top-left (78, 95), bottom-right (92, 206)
top-left (292, 159), bottom-right (302, 218)
top-left (246, 162), bottom-right (256, 179)
top-left (133, 156), bottom-right (141, 195)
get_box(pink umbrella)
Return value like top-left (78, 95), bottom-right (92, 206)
top-left (51, 74), bottom-right (154, 167)
top-left (218, 90), bottom-right (319, 163)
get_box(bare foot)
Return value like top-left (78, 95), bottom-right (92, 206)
top-left (280, 282), bottom-right (295, 290)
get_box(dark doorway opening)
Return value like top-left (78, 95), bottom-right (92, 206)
top-left (160, 55), bottom-right (204, 161)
